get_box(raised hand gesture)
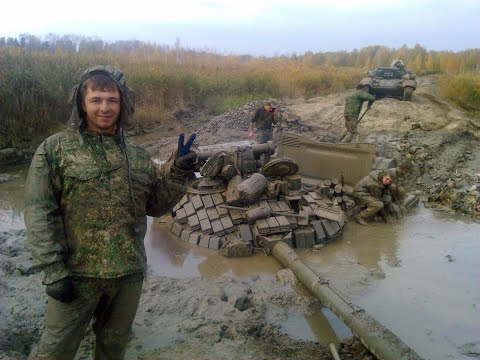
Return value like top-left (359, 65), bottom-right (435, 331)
top-left (175, 133), bottom-right (197, 170)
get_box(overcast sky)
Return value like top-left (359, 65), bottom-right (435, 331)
top-left (1, 0), bottom-right (478, 56)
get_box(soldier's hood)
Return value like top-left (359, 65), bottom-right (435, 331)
top-left (369, 169), bottom-right (386, 182)
top-left (68, 65), bottom-right (136, 132)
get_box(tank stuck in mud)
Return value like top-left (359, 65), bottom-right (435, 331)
top-left (166, 133), bottom-right (416, 257)
top-left (165, 133), bottom-right (426, 359)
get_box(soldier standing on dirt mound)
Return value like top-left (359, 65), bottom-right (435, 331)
top-left (341, 85), bottom-right (376, 143)
top-left (24, 65), bottom-right (196, 359)
top-left (248, 100), bottom-right (278, 144)
top-left (353, 170), bottom-right (395, 225)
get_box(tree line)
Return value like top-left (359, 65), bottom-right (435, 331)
top-left (0, 34), bottom-right (479, 150)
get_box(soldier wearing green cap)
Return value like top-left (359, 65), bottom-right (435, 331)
top-left (24, 65), bottom-right (197, 359)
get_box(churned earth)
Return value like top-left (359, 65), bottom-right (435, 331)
top-left (1, 74), bottom-right (479, 360)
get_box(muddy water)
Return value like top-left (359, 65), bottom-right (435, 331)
top-left (145, 208), bottom-right (480, 359)
top-left (1, 166), bottom-right (479, 359)
top-left (0, 165), bottom-right (28, 231)
top-left (299, 208), bottom-right (480, 360)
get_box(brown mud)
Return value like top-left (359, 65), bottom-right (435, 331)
top-left (1, 75), bottom-right (479, 360)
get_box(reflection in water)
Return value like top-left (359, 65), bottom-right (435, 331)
top-left (0, 165), bottom-right (28, 231)
top-left (298, 219), bottom-right (403, 298)
top-left (145, 217), bottom-right (283, 279)
top-left (269, 307), bottom-right (352, 346)
top-left (351, 207), bottom-right (480, 360)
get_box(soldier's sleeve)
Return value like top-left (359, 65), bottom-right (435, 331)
top-left (353, 176), bottom-right (371, 198)
top-left (361, 92), bottom-right (376, 104)
top-left (146, 158), bottom-right (194, 217)
top-left (251, 108), bottom-right (260, 124)
top-left (24, 141), bottom-right (70, 284)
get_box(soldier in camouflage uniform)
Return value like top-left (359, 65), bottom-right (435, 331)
top-left (387, 160), bottom-right (413, 204)
top-left (24, 65), bottom-right (196, 359)
top-left (353, 170), bottom-right (395, 225)
top-left (248, 101), bottom-right (278, 144)
top-left (341, 85), bottom-right (376, 143)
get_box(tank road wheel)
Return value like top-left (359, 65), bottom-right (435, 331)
top-left (403, 86), bottom-right (414, 101)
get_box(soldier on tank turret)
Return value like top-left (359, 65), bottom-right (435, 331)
top-left (391, 59), bottom-right (405, 69)
top-left (24, 65), bottom-right (196, 359)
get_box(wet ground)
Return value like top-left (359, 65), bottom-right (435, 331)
top-left (144, 209), bottom-right (480, 360)
top-left (1, 165), bottom-right (479, 360)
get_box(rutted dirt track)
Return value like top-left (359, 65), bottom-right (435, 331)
top-left (1, 75), bottom-right (479, 360)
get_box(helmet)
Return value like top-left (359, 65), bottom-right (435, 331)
top-left (391, 60), bottom-right (405, 69)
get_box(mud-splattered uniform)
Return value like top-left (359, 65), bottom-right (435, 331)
top-left (24, 66), bottom-right (192, 359)
top-left (353, 170), bottom-right (392, 219)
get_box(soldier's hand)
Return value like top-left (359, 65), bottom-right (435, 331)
top-left (46, 277), bottom-right (76, 303)
top-left (175, 133), bottom-right (197, 171)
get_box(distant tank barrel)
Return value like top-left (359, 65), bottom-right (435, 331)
top-left (271, 241), bottom-right (424, 360)
top-left (197, 141), bottom-right (275, 162)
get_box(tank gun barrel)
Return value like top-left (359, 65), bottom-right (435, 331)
top-left (271, 242), bottom-right (424, 360)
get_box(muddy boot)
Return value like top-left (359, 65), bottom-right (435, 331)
top-left (354, 214), bottom-right (368, 226)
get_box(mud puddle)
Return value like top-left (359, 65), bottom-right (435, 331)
top-left (299, 207), bottom-right (480, 360)
top-left (144, 207), bottom-right (480, 359)
top-left (145, 219), bottom-right (351, 346)
top-left (145, 219), bottom-right (283, 279)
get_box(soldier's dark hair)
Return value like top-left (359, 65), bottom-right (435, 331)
top-left (79, 74), bottom-right (121, 102)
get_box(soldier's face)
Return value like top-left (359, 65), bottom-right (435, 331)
top-left (82, 86), bottom-right (121, 134)
top-left (383, 176), bottom-right (393, 186)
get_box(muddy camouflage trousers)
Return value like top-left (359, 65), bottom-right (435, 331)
top-left (29, 273), bottom-right (143, 360)
top-left (344, 116), bottom-right (359, 134)
top-left (355, 194), bottom-right (392, 219)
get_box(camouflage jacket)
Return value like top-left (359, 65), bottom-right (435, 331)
top-left (24, 129), bottom-right (190, 284)
top-left (344, 90), bottom-right (376, 117)
top-left (251, 107), bottom-right (277, 130)
top-left (353, 170), bottom-right (388, 199)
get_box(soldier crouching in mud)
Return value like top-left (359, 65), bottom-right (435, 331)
top-left (353, 170), bottom-right (395, 225)
top-left (24, 65), bottom-right (196, 359)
